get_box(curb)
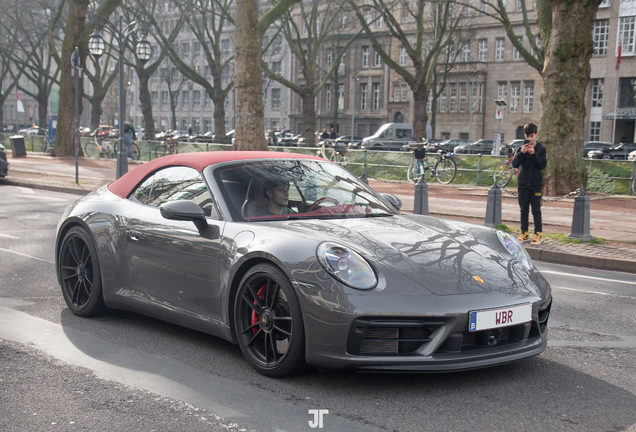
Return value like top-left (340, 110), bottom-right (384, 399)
top-left (1, 178), bottom-right (96, 196)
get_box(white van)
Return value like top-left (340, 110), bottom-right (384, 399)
top-left (360, 123), bottom-right (414, 151)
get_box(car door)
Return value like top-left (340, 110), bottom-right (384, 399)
top-left (125, 166), bottom-right (225, 324)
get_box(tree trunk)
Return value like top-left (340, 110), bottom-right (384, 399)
top-left (138, 72), bottom-right (155, 140)
top-left (233, 0), bottom-right (266, 151)
top-left (212, 72), bottom-right (227, 141)
top-left (53, 0), bottom-right (88, 157)
top-left (302, 91), bottom-right (317, 146)
top-left (412, 86), bottom-right (429, 141)
top-left (38, 89), bottom-right (49, 130)
top-left (540, 0), bottom-right (600, 195)
top-left (90, 100), bottom-right (103, 130)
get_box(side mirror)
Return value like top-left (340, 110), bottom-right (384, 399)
top-left (381, 193), bottom-right (402, 211)
top-left (159, 201), bottom-right (219, 239)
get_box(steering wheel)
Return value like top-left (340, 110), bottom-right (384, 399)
top-left (308, 197), bottom-right (340, 212)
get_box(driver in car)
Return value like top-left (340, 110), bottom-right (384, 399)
top-left (255, 180), bottom-right (297, 216)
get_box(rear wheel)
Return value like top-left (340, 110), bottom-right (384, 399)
top-left (493, 161), bottom-right (513, 187)
top-left (435, 158), bottom-right (457, 184)
top-left (58, 227), bottom-right (105, 317)
top-left (155, 143), bottom-right (170, 158)
top-left (631, 175), bottom-right (636, 196)
top-left (129, 142), bottom-right (140, 160)
top-left (234, 264), bottom-right (306, 377)
top-left (407, 159), bottom-right (420, 182)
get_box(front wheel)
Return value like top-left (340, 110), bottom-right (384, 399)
top-left (84, 141), bottom-right (100, 158)
top-left (129, 142), bottom-right (140, 160)
top-left (493, 161), bottom-right (513, 187)
top-left (155, 144), bottom-right (170, 158)
top-left (234, 264), bottom-right (307, 377)
top-left (631, 175), bottom-right (636, 196)
top-left (434, 158), bottom-right (457, 184)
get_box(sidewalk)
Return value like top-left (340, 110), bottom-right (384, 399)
top-left (3, 152), bottom-right (636, 274)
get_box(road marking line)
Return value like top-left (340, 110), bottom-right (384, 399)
top-left (0, 233), bottom-right (20, 239)
top-left (541, 270), bottom-right (636, 286)
top-left (552, 285), bottom-right (635, 299)
top-left (0, 247), bottom-right (54, 264)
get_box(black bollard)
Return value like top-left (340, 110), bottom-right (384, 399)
top-left (568, 188), bottom-right (595, 240)
top-left (358, 172), bottom-right (369, 185)
top-left (413, 176), bottom-right (429, 215)
top-left (484, 182), bottom-right (502, 227)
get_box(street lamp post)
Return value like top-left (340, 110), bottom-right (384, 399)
top-left (494, 99), bottom-right (507, 156)
top-left (350, 76), bottom-right (357, 146)
top-left (88, 14), bottom-right (151, 179)
top-left (188, 81), bottom-right (193, 132)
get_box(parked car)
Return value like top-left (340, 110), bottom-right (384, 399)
top-left (583, 141), bottom-right (614, 157)
top-left (91, 125), bottom-right (112, 138)
top-left (0, 143), bottom-right (8, 178)
top-left (500, 139), bottom-right (525, 156)
top-left (279, 134), bottom-right (302, 147)
top-left (588, 142), bottom-right (636, 160)
top-left (628, 150), bottom-right (636, 162)
top-left (454, 139), bottom-right (494, 154)
top-left (361, 123), bottom-right (414, 151)
top-left (194, 131), bottom-right (216, 143)
top-left (332, 136), bottom-right (362, 148)
top-left (55, 151), bottom-right (552, 377)
top-left (430, 139), bottom-right (469, 153)
top-left (18, 126), bottom-right (47, 136)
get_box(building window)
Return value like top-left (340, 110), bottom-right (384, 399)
top-left (440, 87), bottom-right (447, 112)
top-left (401, 84), bottom-right (408, 101)
top-left (449, 83), bottom-right (457, 112)
top-left (461, 42), bottom-right (470, 62)
top-left (592, 78), bottom-right (604, 107)
top-left (619, 17), bottom-right (636, 55)
top-left (497, 82), bottom-right (508, 101)
top-left (364, 8), bottom-right (372, 23)
top-left (272, 61), bottom-right (282, 74)
top-left (205, 93), bottom-right (211, 107)
top-left (377, 14), bottom-right (384, 27)
top-left (372, 83), bottom-right (380, 110)
top-left (338, 84), bottom-right (345, 110)
top-left (182, 42), bottom-right (189, 57)
top-left (599, 0), bottom-right (609, 7)
top-left (619, 78), bottom-right (636, 107)
top-left (362, 46), bottom-right (369, 67)
top-left (516, 0), bottom-right (523, 11)
top-left (513, 36), bottom-right (523, 60)
top-left (151, 92), bottom-right (158, 106)
top-left (532, 35), bottom-right (541, 58)
top-left (482, 2), bottom-right (489, 13)
top-left (162, 91), bottom-right (168, 106)
top-left (465, 0), bottom-right (473, 16)
top-left (327, 49), bottom-right (333, 68)
top-left (495, 38), bottom-right (505, 60)
top-left (478, 39), bottom-right (487, 61)
top-left (326, 84), bottom-right (331, 111)
top-left (427, 88), bottom-right (433, 112)
top-left (360, 83), bottom-right (368, 110)
top-left (340, 12), bottom-right (348, 26)
top-left (375, 50), bottom-right (382, 66)
top-left (459, 83), bottom-right (467, 112)
top-left (205, 119), bottom-right (212, 132)
top-left (589, 121), bottom-right (601, 141)
top-left (221, 39), bottom-right (230, 55)
top-left (479, 83), bottom-right (484, 112)
top-left (510, 82), bottom-right (520, 112)
top-left (394, 84), bottom-right (400, 101)
top-left (523, 82), bottom-right (534, 113)
top-left (399, 46), bottom-right (407, 66)
top-left (593, 20), bottom-right (609, 56)
top-left (273, 36), bottom-right (282, 53)
top-left (182, 91), bottom-right (189, 107)
top-left (193, 91), bottom-right (201, 106)
top-left (272, 88), bottom-right (281, 108)
top-left (193, 42), bottom-right (200, 57)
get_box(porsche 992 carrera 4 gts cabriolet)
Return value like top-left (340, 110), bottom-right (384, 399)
top-left (56, 151), bottom-right (551, 377)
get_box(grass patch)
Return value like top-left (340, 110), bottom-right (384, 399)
top-left (494, 223), bottom-right (512, 233)
top-left (546, 233), bottom-right (604, 244)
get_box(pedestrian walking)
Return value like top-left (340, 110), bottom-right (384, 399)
top-left (124, 123), bottom-right (134, 160)
top-left (511, 123), bottom-right (548, 245)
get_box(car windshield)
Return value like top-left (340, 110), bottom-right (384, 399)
top-left (213, 159), bottom-right (398, 221)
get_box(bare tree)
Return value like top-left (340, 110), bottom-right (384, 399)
top-left (160, 65), bottom-right (187, 130)
top-left (479, 0), bottom-right (603, 194)
top-left (0, 13), bottom-right (23, 129)
top-left (348, 0), bottom-right (467, 141)
top-left (84, 34), bottom-right (120, 130)
top-left (261, 0), bottom-right (360, 145)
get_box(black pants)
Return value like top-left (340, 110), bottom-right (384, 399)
top-left (518, 188), bottom-right (542, 234)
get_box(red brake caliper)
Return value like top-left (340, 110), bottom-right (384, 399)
top-left (251, 285), bottom-right (267, 335)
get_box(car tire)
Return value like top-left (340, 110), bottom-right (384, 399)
top-left (58, 226), bottom-right (106, 317)
top-left (234, 263), bottom-right (307, 377)
top-left (602, 154), bottom-right (612, 160)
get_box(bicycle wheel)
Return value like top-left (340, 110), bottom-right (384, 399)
top-left (130, 142), bottom-right (140, 160)
top-left (407, 159), bottom-right (418, 182)
top-left (631, 175), bottom-right (636, 196)
top-left (434, 158), bottom-right (457, 184)
top-left (325, 147), bottom-right (337, 162)
top-left (333, 152), bottom-right (347, 166)
top-left (493, 161), bottom-right (513, 187)
top-left (155, 144), bottom-right (170, 158)
top-left (84, 141), bottom-right (100, 158)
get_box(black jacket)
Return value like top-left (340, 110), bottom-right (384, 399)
top-left (511, 141), bottom-right (547, 189)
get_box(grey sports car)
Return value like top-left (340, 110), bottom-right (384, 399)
top-left (55, 151), bottom-right (552, 377)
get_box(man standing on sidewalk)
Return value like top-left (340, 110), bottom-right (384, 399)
top-left (512, 123), bottom-right (548, 245)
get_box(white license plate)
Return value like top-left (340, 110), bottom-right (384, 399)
top-left (468, 303), bottom-right (532, 332)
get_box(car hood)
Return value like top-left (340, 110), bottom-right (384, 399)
top-left (284, 214), bottom-right (538, 297)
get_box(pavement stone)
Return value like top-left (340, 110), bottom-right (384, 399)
top-left (3, 152), bottom-right (635, 274)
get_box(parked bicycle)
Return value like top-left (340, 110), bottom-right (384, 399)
top-left (316, 139), bottom-right (347, 166)
top-left (631, 174), bottom-right (636, 196)
top-left (493, 145), bottom-right (519, 187)
top-left (155, 137), bottom-right (179, 158)
top-left (84, 135), bottom-right (140, 160)
top-left (407, 143), bottom-right (457, 184)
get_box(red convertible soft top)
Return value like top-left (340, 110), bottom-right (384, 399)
top-left (107, 151), bottom-right (322, 198)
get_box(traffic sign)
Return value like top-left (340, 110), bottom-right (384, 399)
top-left (28, 105), bottom-right (34, 118)
top-left (495, 109), bottom-right (503, 120)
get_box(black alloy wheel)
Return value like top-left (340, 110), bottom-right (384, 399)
top-left (234, 264), bottom-right (307, 377)
top-left (58, 227), bottom-right (105, 317)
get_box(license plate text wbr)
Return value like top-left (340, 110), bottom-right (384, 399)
top-left (469, 303), bottom-right (532, 332)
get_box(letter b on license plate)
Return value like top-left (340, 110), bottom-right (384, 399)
top-left (469, 303), bottom-right (532, 332)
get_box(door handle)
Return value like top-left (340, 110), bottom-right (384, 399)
top-left (127, 229), bottom-right (144, 241)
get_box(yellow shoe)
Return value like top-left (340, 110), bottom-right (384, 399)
top-left (518, 232), bottom-right (529, 242)
top-left (531, 232), bottom-right (543, 245)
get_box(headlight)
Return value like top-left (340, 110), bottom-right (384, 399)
top-left (496, 231), bottom-right (533, 270)
top-left (316, 242), bottom-right (377, 290)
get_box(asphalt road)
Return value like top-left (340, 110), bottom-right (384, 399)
top-left (1, 185), bottom-right (635, 432)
